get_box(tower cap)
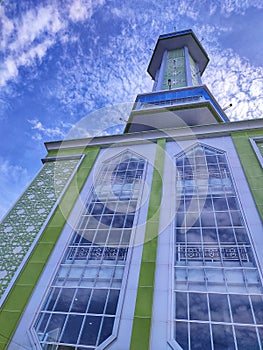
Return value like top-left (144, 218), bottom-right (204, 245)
top-left (147, 29), bottom-right (209, 79)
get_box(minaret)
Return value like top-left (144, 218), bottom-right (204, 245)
top-left (125, 29), bottom-right (228, 133)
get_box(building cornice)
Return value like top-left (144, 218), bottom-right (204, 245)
top-left (45, 118), bottom-right (263, 152)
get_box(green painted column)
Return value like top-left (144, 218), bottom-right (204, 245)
top-left (0, 147), bottom-right (100, 350)
top-left (130, 138), bottom-right (166, 350)
top-left (232, 131), bottom-right (263, 220)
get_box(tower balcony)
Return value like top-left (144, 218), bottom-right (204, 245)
top-left (124, 85), bottom-right (229, 133)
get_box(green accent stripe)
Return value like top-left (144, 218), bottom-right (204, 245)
top-left (232, 131), bottom-right (263, 220)
top-left (130, 138), bottom-right (166, 350)
top-left (0, 147), bottom-right (100, 350)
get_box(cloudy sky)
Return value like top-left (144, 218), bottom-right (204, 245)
top-left (0, 0), bottom-right (262, 219)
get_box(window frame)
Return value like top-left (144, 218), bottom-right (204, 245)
top-left (249, 137), bottom-right (263, 168)
top-left (28, 150), bottom-right (148, 350)
top-left (168, 142), bottom-right (263, 350)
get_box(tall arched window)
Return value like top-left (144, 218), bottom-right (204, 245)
top-left (32, 151), bottom-right (146, 349)
top-left (173, 144), bottom-right (263, 349)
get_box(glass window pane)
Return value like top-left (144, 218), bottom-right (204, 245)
top-left (235, 228), bottom-right (249, 243)
top-left (124, 214), bottom-right (134, 228)
top-left (258, 327), bottom-right (263, 346)
top-left (206, 155), bottom-right (217, 164)
top-left (202, 228), bottom-right (217, 243)
top-left (212, 324), bottom-right (235, 350)
top-left (176, 213), bottom-right (185, 227)
top-left (251, 295), bottom-right (263, 324)
top-left (112, 215), bottom-right (125, 228)
top-left (175, 268), bottom-right (188, 288)
top-left (230, 294), bottom-right (254, 324)
top-left (186, 213), bottom-right (200, 228)
top-left (88, 289), bottom-right (108, 314)
top-left (101, 215), bottom-right (113, 227)
top-left (54, 288), bottom-right (75, 312)
top-left (201, 212), bottom-right (216, 227)
top-left (94, 230), bottom-right (108, 244)
top-left (60, 315), bottom-right (84, 344)
top-left (105, 289), bottom-right (120, 315)
top-left (175, 322), bottom-right (188, 349)
top-left (227, 196), bottom-right (238, 210)
top-left (79, 316), bottom-right (101, 346)
top-left (80, 234), bottom-right (93, 245)
top-left (107, 230), bottom-right (122, 245)
top-left (71, 288), bottom-right (91, 313)
top-left (235, 326), bottom-right (259, 349)
top-left (44, 314), bottom-right (67, 343)
top-left (215, 211), bottom-right (231, 227)
top-left (218, 228), bottom-right (235, 243)
top-left (186, 228), bottom-right (201, 243)
top-left (91, 202), bottom-right (104, 215)
top-left (98, 317), bottom-right (114, 345)
top-left (86, 216), bottom-right (99, 229)
top-left (176, 228), bottom-right (185, 243)
top-left (203, 197), bottom-right (213, 211)
top-left (230, 211), bottom-right (242, 226)
top-left (176, 292), bottom-right (187, 319)
top-left (44, 288), bottom-right (60, 311)
top-left (189, 293), bottom-right (208, 321)
top-left (121, 230), bottom-right (131, 245)
top-left (36, 312), bottom-right (50, 336)
top-left (190, 323), bottom-right (211, 350)
top-left (209, 293), bottom-right (230, 322)
top-left (213, 197), bottom-right (228, 211)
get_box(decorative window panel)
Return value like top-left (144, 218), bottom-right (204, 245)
top-left (189, 54), bottom-right (199, 86)
top-left (162, 49), bottom-right (186, 90)
top-left (0, 159), bottom-right (79, 299)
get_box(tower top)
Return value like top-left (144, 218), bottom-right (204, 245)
top-left (147, 29), bottom-right (209, 81)
top-left (124, 29), bottom-right (228, 134)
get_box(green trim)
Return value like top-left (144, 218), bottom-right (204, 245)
top-left (45, 146), bottom-right (95, 158)
top-left (0, 147), bottom-right (100, 350)
top-left (130, 138), bottom-right (166, 350)
top-left (232, 131), bottom-right (263, 220)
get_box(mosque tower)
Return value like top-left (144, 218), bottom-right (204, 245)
top-left (125, 29), bottom-right (228, 133)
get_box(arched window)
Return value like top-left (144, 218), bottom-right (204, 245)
top-left (172, 143), bottom-right (263, 349)
top-left (32, 151), bottom-right (146, 349)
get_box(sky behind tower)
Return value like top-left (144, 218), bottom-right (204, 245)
top-left (0, 0), bottom-right (263, 219)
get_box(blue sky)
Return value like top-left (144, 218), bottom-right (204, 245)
top-left (0, 0), bottom-right (262, 219)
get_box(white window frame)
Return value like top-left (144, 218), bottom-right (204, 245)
top-left (249, 136), bottom-right (263, 168)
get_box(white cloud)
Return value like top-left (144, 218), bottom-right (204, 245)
top-left (204, 46), bottom-right (263, 121)
top-left (69, 0), bottom-right (92, 22)
top-left (8, 6), bottom-right (64, 52)
top-left (19, 38), bottom-right (55, 66)
top-left (250, 79), bottom-right (263, 98)
top-left (0, 5), bottom-right (64, 87)
top-left (0, 0), bottom-right (106, 87)
top-left (28, 119), bottom-right (70, 139)
top-left (0, 157), bottom-right (30, 220)
top-left (69, 0), bottom-right (105, 22)
top-left (0, 6), bottom-right (15, 48)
